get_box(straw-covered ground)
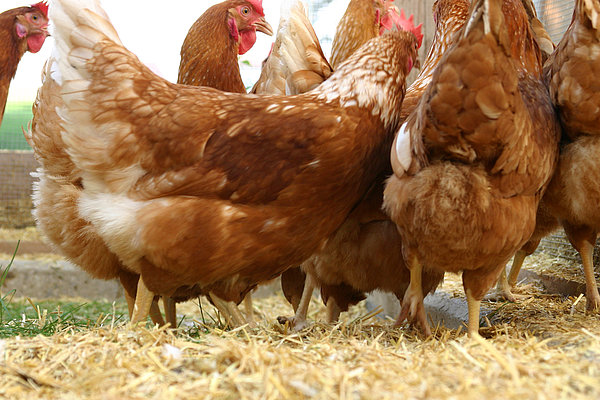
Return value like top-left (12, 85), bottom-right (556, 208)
top-left (0, 227), bottom-right (599, 399)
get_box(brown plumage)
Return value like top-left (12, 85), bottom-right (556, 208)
top-left (50, 0), bottom-right (419, 324)
top-left (383, 0), bottom-right (561, 337)
top-left (541, 0), bottom-right (600, 310)
top-left (0, 2), bottom-right (48, 124)
top-left (279, 0), bottom-right (468, 332)
top-left (178, 0), bottom-right (272, 92)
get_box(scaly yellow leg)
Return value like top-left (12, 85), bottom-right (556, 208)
top-left (580, 241), bottom-right (600, 311)
top-left (163, 297), bottom-right (177, 327)
top-left (325, 297), bottom-right (342, 323)
top-left (466, 288), bottom-right (482, 338)
top-left (507, 250), bottom-right (527, 287)
top-left (130, 277), bottom-right (153, 325)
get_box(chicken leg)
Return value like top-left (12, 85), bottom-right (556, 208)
top-left (580, 240), bottom-right (600, 311)
top-left (325, 297), bottom-right (342, 324)
top-left (485, 250), bottom-right (527, 302)
top-left (563, 224), bottom-right (600, 311)
top-left (208, 292), bottom-right (247, 327)
top-left (396, 256), bottom-right (431, 337)
top-left (466, 288), bottom-right (482, 338)
top-left (130, 277), bottom-right (154, 324)
top-left (163, 297), bottom-right (177, 327)
top-left (242, 294), bottom-right (255, 324)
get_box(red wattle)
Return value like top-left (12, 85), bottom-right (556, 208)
top-left (238, 29), bottom-right (257, 55)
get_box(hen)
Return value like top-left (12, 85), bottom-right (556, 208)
top-left (542, 0), bottom-right (600, 311)
top-left (278, 0), bottom-right (469, 332)
top-left (248, 0), bottom-right (425, 330)
top-left (178, 0), bottom-right (272, 92)
top-left (485, 0), bottom-right (558, 302)
top-left (48, 0), bottom-right (420, 324)
top-left (330, 0), bottom-right (422, 69)
top-left (383, 0), bottom-right (561, 337)
top-left (27, 0), bottom-right (271, 328)
top-left (0, 2), bottom-right (49, 124)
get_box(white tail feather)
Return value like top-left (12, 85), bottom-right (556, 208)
top-left (50, 0), bottom-right (122, 84)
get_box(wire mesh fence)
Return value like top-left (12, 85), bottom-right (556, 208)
top-left (0, 101), bottom-right (36, 229)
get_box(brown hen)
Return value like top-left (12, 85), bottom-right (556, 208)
top-left (542, 0), bottom-right (600, 311)
top-left (49, 0), bottom-right (420, 324)
top-left (28, 0), bottom-right (272, 328)
top-left (330, 0), bottom-right (422, 69)
top-left (383, 0), bottom-right (561, 337)
top-left (178, 0), bottom-right (272, 92)
top-left (0, 2), bottom-right (48, 124)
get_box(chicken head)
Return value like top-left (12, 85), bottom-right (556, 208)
top-left (228, 0), bottom-right (273, 55)
top-left (15, 2), bottom-right (49, 53)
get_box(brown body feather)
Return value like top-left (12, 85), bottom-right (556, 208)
top-left (330, 0), bottom-right (382, 69)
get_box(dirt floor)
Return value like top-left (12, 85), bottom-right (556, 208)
top-left (0, 228), bottom-right (599, 399)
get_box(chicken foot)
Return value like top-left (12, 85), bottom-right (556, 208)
top-left (396, 257), bottom-right (431, 337)
top-left (277, 273), bottom-right (315, 331)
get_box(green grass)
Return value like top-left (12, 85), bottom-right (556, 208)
top-left (0, 244), bottom-right (129, 338)
top-left (0, 101), bottom-right (34, 150)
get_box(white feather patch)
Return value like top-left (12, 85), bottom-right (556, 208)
top-left (394, 122), bottom-right (412, 174)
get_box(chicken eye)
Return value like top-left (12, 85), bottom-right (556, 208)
top-left (241, 6), bottom-right (250, 15)
top-left (32, 14), bottom-right (38, 20)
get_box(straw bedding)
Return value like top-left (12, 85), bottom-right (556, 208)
top-left (0, 229), bottom-right (599, 399)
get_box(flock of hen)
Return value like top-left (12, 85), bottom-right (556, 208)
top-left (0, 0), bottom-right (598, 339)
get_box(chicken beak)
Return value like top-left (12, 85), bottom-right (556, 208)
top-left (254, 17), bottom-right (273, 36)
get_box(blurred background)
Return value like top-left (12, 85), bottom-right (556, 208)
top-left (0, 0), bottom-right (575, 228)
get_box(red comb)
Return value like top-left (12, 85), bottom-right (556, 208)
top-left (31, 1), bottom-right (49, 17)
top-left (394, 9), bottom-right (423, 48)
top-left (247, 0), bottom-right (265, 16)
